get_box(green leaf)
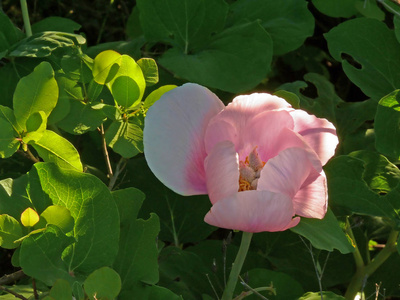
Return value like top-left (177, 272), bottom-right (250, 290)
top-left (61, 54), bottom-right (93, 84)
top-left (0, 105), bottom-right (22, 134)
top-left (273, 90), bottom-right (300, 109)
top-left (35, 205), bottom-right (74, 234)
top-left (375, 90), bottom-right (400, 160)
top-left (325, 18), bottom-right (400, 100)
top-left (159, 21), bottom-right (273, 93)
top-left (20, 207), bottom-right (40, 227)
top-left (291, 209), bottom-right (354, 254)
top-left (31, 130), bottom-right (83, 171)
top-left (19, 225), bottom-right (75, 286)
top-left (13, 61), bottom-right (58, 130)
top-left (0, 11), bottom-right (24, 55)
top-left (120, 284), bottom-right (183, 300)
top-left (124, 157), bottom-right (215, 244)
top-left (84, 267), bottom-right (121, 300)
top-left (32, 17), bottom-right (81, 34)
top-left (142, 85), bottom-right (176, 114)
top-left (312, 0), bottom-right (358, 18)
top-left (112, 188), bottom-right (160, 293)
top-left (8, 31), bottom-right (86, 58)
top-left (137, 58), bottom-right (159, 86)
top-left (229, 0), bottom-right (314, 55)
top-left (349, 150), bottom-right (400, 194)
top-left (157, 247), bottom-right (215, 299)
top-left (93, 50), bottom-right (122, 84)
top-left (0, 118), bottom-right (19, 158)
top-left (233, 268), bottom-right (303, 300)
top-left (35, 163), bottom-right (120, 274)
top-left (0, 168), bottom-right (52, 218)
top-left (22, 111), bottom-right (47, 143)
top-left (111, 76), bottom-right (140, 108)
top-left (56, 100), bottom-right (106, 135)
top-left (0, 214), bottom-right (23, 249)
top-left (137, 0), bottom-right (228, 52)
top-left (324, 155), bottom-right (398, 220)
top-left (299, 291), bottom-right (345, 300)
top-left (48, 279), bottom-right (73, 300)
top-left (105, 119), bottom-right (143, 158)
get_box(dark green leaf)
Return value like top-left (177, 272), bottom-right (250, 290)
top-left (137, 0), bottom-right (228, 51)
top-left (375, 90), bottom-right (400, 160)
top-left (312, 0), bottom-right (358, 18)
top-left (291, 209), bottom-right (354, 254)
top-left (325, 18), bottom-right (400, 100)
top-left (32, 17), bottom-right (81, 34)
top-left (112, 188), bottom-right (160, 294)
top-left (159, 21), bottom-right (273, 93)
top-left (124, 156), bottom-right (216, 244)
top-left (56, 100), bottom-right (106, 134)
top-left (229, 0), bottom-right (314, 55)
top-left (0, 11), bottom-right (24, 55)
top-left (233, 268), bottom-right (304, 300)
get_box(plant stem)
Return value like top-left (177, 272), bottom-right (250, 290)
top-left (221, 232), bottom-right (253, 300)
top-left (20, 0), bottom-right (32, 37)
top-left (98, 125), bottom-right (113, 180)
top-left (344, 229), bottom-right (399, 300)
top-left (0, 285), bottom-right (28, 300)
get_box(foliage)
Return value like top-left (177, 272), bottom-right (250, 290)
top-left (0, 0), bottom-right (400, 299)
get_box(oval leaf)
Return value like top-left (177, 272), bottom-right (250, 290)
top-left (84, 267), bottom-right (121, 300)
top-left (0, 214), bottom-right (23, 249)
top-left (21, 207), bottom-right (40, 227)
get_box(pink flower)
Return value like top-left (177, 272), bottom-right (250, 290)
top-left (143, 83), bottom-right (338, 233)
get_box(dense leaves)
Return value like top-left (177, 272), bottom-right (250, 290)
top-left (1, 0), bottom-right (400, 299)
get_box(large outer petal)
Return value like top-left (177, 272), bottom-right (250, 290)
top-left (144, 83), bottom-right (225, 195)
top-left (289, 110), bottom-right (338, 165)
top-left (204, 93), bottom-right (291, 156)
top-left (293, 171), bottom-right (328, 219)
top-left (204, 190), bottom-right (300, 233)
top-left (204, 141), bottom-right (239, 204)
top-left (257, 147), bottom-right (322, 199)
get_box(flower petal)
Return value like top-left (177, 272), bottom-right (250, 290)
top-left (144, 83), bottom-right (224, 195)
top-left (204, 93), bottom-right (291, 155)
top-left (293, 171), bottom-right (328, 219)
top-left (290, 110), bottom-right (338, 165)
top-left (204, 141), bottom-right (239, 204)
top-left (257, 147), bottom-right (320, 198)
top-left (204, 190), bottom-right (300, 232)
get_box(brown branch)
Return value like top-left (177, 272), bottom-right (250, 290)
top-left (98, 125), bottom-right (113, 179)
top-left (0, 270), bottom-right (25, 285)
top-left (0, 285), bottom-right (28, 300)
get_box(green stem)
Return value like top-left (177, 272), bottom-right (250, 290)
top-left (20, 0), bottom-right (32, 37)
top-left (222, 232), bottom-right (253, 300)
top-left (345, 229), bottom-right (398, 300)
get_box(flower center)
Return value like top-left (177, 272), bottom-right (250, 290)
top-left (238, 147), bottom-right (266, 192)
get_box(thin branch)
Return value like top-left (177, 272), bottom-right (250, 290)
top-left (0, 285), bottom-right (28, 300)
top-left (0, 270), bottom-right (25, 285)
top-left (98, 125), bottom-right (113, 180)
top-left (108, 157), bottom-right (127, 190)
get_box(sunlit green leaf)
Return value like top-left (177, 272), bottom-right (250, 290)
top-left (0, 214), bottom-right (23, 249)
top-left (31, 130), bottom-right (83, 171)
top-left (137, 58), bottom-right (158, 86)
top-left (20, 207), bottom-right (40, 227)
top-left (143, 85), bottom-right (176, 114)
top-left (13, 61), bottom-right (58, 130)
top-left (35, 205), bottom-right (74, 234)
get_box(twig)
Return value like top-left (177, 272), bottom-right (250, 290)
top-left (108, 157), bottom-right (127, 190)
top-left (98, 125), bottom-right (113, 180)
top-left (17, 148), bottom-right (40, 163)
top-left (0, 285), bottom-right (28, 300)
top-left (0, 270), bottom-right (25, 285)
top-left (32, 279), bottom-right (38, 300)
